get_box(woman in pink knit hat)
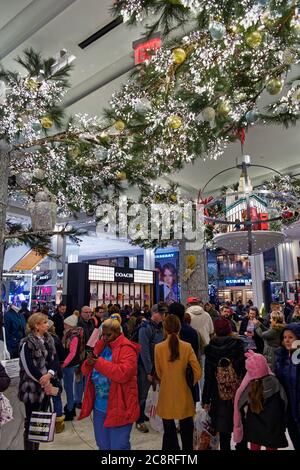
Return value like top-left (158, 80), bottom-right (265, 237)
top-left (233, 350), bottom-right (288, 450)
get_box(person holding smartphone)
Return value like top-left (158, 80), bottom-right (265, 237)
top-left (78, 318), bottom-right (140, 450)
top-left (18, 313), bottom-right (61, 450)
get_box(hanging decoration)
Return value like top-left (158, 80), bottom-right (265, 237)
top-left (199, 155), bottom-right (300, 255)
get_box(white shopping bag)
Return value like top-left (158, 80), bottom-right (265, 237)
top-left (145, 385), bottom-right (163, 433)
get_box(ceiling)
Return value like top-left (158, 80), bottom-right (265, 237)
top-left (1, 0), bottom-right (300, 252)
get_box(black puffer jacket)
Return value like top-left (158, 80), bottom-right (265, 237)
top-left (202, 336), bottom-right (246, 434)
top-left (0, 363), bottom-right (10, 392)
top-left (238, 375), bottom-right (288, 448)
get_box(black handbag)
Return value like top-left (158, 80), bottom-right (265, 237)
top-left (186, 364), bottom-right (194, 391)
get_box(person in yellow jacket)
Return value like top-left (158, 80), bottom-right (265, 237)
top-left (154, 314), bottom-right (201, 451)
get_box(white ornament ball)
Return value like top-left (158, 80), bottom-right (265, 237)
top-left (209, 22), bottom-right (226, 41)
top-left (134, 98), bottom-right (151, 114)
top-left (202, 107), bottom-right (216, 122)
top-left (16, 173), bottom-right (33, 188)
top-left (33, 168), bottom-right (44, 180)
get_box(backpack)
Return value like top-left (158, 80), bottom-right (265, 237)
top-left (215, 357), bottom-right (241, 400)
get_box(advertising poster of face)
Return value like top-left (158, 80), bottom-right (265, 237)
top-left (155, 252), bottom-right (180, 304)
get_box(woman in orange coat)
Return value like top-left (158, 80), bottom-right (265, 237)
top-left (154, 314), bottom-right (201, 451)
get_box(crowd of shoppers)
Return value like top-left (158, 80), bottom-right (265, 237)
top-left (1, 296), bottom-right (300, 450)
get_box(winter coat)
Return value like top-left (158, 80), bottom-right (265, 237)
top-left (78, 317), bottom-right (94, 352)
top-left (79, 334), bottom-right (140, 427)
top-left (239, 317), bottom-right (264, 353)
top-left (52, 312), bottom-right (67, 340)
top-left (180, 323), bottom-right (201, 402)
top-left (255, 324), bottom-right (285, 371)
top-left (238, 375), bottom-right (288, 448)
top-left (154, 337), bottom-right (201, 420)
top-left (4, 308), bottom-right (26, 353)
top-left (0, 363), bottom-right (10, 392)
top-left (18, 332), bottom-right (59, 404)
top-left (275, 323), bottom-right (300, 433)
top-left (202, 336), bottom-right (246, 434)
top-left (138, 320), bottom-right (164, 375)
top-left (186, 306), bottom-right (214, 348)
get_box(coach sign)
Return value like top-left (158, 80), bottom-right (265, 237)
top-left (114, 267), bottom-right (134, 283)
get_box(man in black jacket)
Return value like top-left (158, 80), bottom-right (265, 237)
top-left (52, 303), bottom-right (68, 340)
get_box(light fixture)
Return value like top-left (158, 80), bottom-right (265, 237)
top-left (51, 49), bottom-right (76, 75)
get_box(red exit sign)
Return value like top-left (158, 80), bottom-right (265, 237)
top-left (133, 33), bottom-right (161, 65)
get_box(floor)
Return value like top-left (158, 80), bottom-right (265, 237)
top-left (0, 379), bottom-right (294, 451)
top-left (41, 414), bottom-right (163, 450)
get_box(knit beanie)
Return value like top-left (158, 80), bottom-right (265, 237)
top-left (64, 314), bottom-right (78, 327)
top-left (233, 350), bottom-right (273, 443)
top-left (214, 317), bottom-right (232, 337)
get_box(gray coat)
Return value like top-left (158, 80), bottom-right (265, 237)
top-left (18, 332), bottom-right (56, 404)
top-left (255, 325), bottom-right (284, 371)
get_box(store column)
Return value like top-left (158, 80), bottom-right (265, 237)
top-left (277, 242), bottom-right (294, 282)
top-left (143, 249), bottom-right (155, 270)
top-left (51, 230), bottom-right (66, 304)
top-left (179, 241), bottom-right (209, 305)
top-left (249, 254), bottom-right (265, 309)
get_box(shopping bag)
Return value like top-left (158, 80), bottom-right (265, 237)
top-left (145, 386), bottom-right (163, 433)
top-left (28, 410), bottom-right (56, 442)
top-left (193, 407), bottom-right (219, 450)
top-left (86, 326), bottom-right (101, 348)
top-left (0, 392), bottom-right (13, 427)
top-left (1, 358), bottom-right (20, 379)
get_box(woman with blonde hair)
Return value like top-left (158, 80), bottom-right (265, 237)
top-left (79, 318), bottom-right (140, 450)
top-left (19, 313), bottom-right (61, 450)
top-left (154, 314), bottom-right (201, 451)
top-left (254, 311), bottom-right (285, 371)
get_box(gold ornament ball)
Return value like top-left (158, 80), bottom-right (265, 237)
top-left (40, 116), bottom-right (54, 129)
top-left (26, 78), bottom-right (39, 92)
top-left (246, 31), bottom-right (262, 49)
top-left (172, 48), bottom-right (186, 65)
top-left (217, 101), bottom-right (231, 117)
top-left (169, 194), bottom-right (177, 203)
top-left (114, 120), bottom-right (125, 132)
top-left (296, 89), bottom-right (300, 101)
top-left (266, 78), bottom-right (282, 95)
top-left (116, 171), bottom-right (127, 181)
top-left (167, 115), bottom-right (182, 129)
top-left (136, 224), bottom-right (142, 231)
top-left (155, 194), bottom-right (161, 202)
top-left (99, 132), bottom-right (110, 144)
top-left (69, 146), bottom-right (80, 158)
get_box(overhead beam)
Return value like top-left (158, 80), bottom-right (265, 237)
top-left (0, 0), bottom-right (78, 60)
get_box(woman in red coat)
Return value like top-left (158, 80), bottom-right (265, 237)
top-left (78, 318), bottom-right (140, 450)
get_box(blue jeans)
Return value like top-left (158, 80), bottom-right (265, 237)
top-left (74, 370), bottom-right (86, 404)
top-left (52, 393), bottom-right (63, 417)
top-left (93, 409), bottom-right (132, 450)
top-left (62, 367), bottom-right (75, 412)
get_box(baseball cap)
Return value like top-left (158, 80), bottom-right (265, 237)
top-left (187, 297), bottom-right (199, 304)
top-left (152, 303), bottom-right (168, 315)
